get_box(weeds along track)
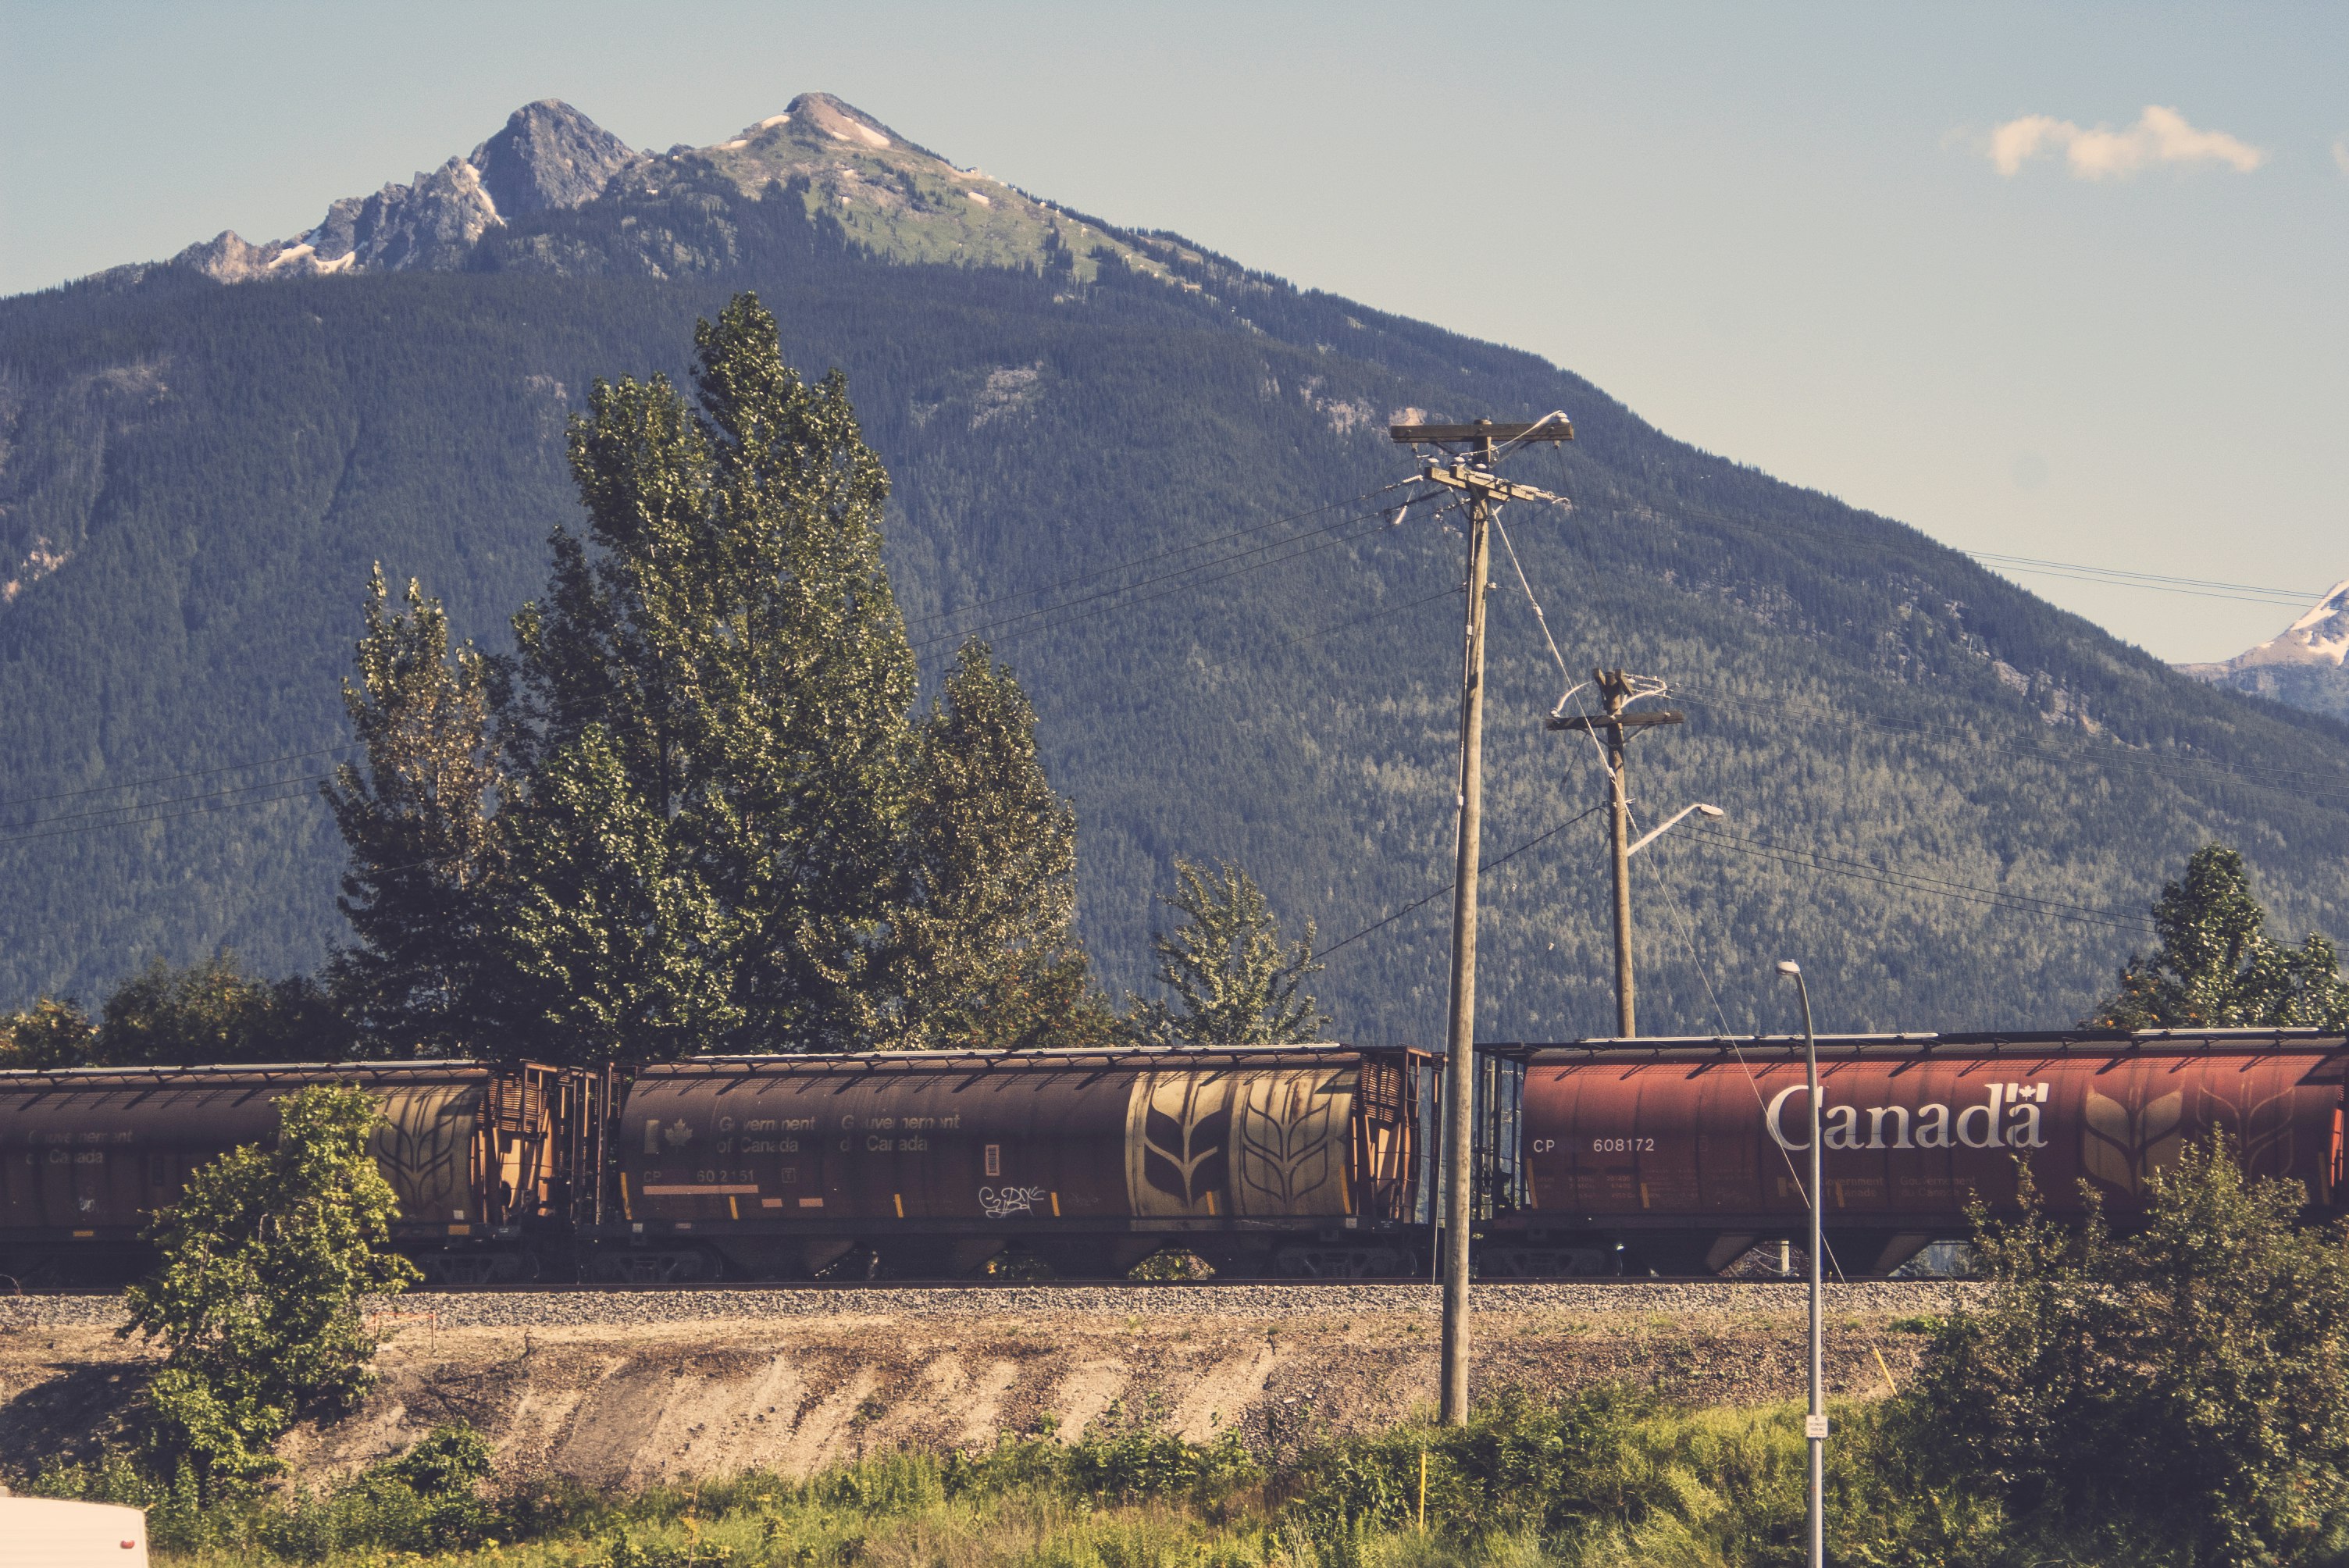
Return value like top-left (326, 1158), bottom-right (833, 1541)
top-left (1, 1278), bottom-right (1973, 1330)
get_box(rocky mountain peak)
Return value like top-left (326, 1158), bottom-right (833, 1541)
top-left (469, 99), bottom-right (638, 218)
top-left (159, 91), bottom-right (1192, 293)
top-left (2183, 578), bottom-right (2349, 675)
top-left (169, 100), bottom-right (633, 282)
top-left (308, 156), bottom-right (501, 273)
top-left (2176, 576), bottom-right (2349, 723)
top-left (782, 93), bottom-right (900, 151)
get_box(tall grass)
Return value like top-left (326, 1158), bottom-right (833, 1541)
top-left (21, 1389), bottom-right (2012, 1567)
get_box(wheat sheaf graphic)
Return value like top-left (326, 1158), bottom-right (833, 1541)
top-left (2201, 1079), bottom-right (2301, 1179)
top-left (1236, 1075), bottom-right (1337, 1210)
top-left (369, 1089), bottom-right (466, 1212)
top-left (2083, 1089), bottom-right (2184, 1196)
top-left (1142, 1081), bottom-right (1232, 1205)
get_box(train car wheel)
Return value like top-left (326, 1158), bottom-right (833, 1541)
top-left (1273, 1245), bottom-right (1408, 1278)
top-left (863, 1237), bottom-right (1007, 1279)
top-left (415, 1250), bottom-right (542, 1288)
top-left (590, 1247), bottom-right (722, 1284)
top-left (1038, 1239), bottom-right (1164, 1280)
top-left (1618, 1236), bottom-right (1719, 1278)
top-left (1480, 1245), bottom-right (1616, 1278)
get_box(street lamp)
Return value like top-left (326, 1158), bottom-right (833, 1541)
top-left (1775, 958), bottom-right (1824, 1568)
top-left (1624, 801), bottom-right (1724, 859)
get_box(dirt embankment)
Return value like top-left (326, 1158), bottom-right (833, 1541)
top-left (0, 1282), bottom-right (1963, 1489)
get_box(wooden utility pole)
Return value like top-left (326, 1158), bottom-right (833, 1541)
top-left (1548, 671), bottom-right (1682, 1037)
top-left (1389, 416), bottom-right (1571, 1427)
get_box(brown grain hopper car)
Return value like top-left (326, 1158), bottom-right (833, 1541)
top-left (597, 1044), bottom-right (1435, 1280)
top-left (1483, 1029), bottom-right (2349, 1277)
top-left (0, 1061), bottom-right (606, 1285)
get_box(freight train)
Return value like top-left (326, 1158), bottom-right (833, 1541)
top-left (2, 1030), bottom-right (2340, 1285)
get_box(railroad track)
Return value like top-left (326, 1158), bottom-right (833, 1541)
top-left (5, 1271), bottom-right (1925, 1298)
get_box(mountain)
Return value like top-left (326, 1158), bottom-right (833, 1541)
top-left (7, 96), bottom-right (2349, 1042)
top-left (2179, 580), bottom-right (2349, 722)
top-left (159, 94), bottom-right (1171, 288)
top-left (169, 100), bottom-right (640, 282)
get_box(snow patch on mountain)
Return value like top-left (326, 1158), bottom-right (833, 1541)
top-left (2176, 577), bottom-right (2349, 723)
top-left (2179, 578), bottom-right (2349, 675)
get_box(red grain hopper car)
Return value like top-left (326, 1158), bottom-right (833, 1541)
top-left (1482, 1030), bottom-right (2348, 1277)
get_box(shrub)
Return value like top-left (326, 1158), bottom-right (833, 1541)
top-left (1894, 1135), bottom-right (2349, 1565)
top-left (119, 1083), bottom-right (420, 1492)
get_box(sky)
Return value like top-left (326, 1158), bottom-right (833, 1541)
top-left (3, 1), bottom-right (2341, 664)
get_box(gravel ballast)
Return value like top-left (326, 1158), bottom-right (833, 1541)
top-left (2, 1279), bottom-right (1971, 1331)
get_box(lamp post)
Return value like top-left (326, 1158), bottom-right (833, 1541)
top-left (1775, 958), bottom-right (1824, 1568)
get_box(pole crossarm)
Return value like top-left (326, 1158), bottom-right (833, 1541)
top-left (1413, 461), bottom-right (1564, 504)
top-left (1389, 419), bottom-right (1575, 445)
top-left (1546, 710), bottom-right (1684, 733)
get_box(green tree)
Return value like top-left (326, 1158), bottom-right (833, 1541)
top-left (1901, 1139), bottom-right (2349, 1565)
top-left (320, 567), bottom-right (509, 1055)
top-left (2092, 843), bottom-right (2349, 1029)
top-left (120, 1085), bottom-right (420, 1490)
top-left (498, 725), bottom-right (740, 1064)
top-left (1130, 858), bottom-right (1329, 1045)
top-left (99, 953), bottom-right (349, 1065)
top-left (0, 996), bottom-right (98, 1067)
top-left (893, 641), bottom-right (1117, 1049)
top-left (494, 291), bottom-right (918, 1060)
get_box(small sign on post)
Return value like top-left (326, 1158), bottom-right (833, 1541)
top-left (1805, 1413), bottom-right (1829, 1441)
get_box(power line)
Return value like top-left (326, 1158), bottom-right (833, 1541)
top-left (1313, 805), bottom-right (1606, 962)
top-left (914, 491), bottom-right (1437, 653)
top-left (0, 745), bottom-right (355, 814)
top-left (1269, 586), bottom-right (1460, 654)
top-left (918, 502), bottom-right (1438, 654)
top-left (6, 772), bottom-right (339, 834)
top-left (1483, 476), bottom-right (2349, 800)
top-left (907, 479), bottom-right (1413, 630)
top-left (1576, 484), bottom-right (2335, 616)
top-left (1671, 681), bottom-right (2349, 806)
top-left (1674, 822), bottom-right (2157, 934)
top-left (1966, 552), bottom-right (2329, 608)
top-left (0, 782), bottom-right (325, 848)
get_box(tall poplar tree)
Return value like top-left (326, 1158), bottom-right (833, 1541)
top-left (494, 293), bottom-right (919, 1059)
top-left (326, 294), bottom-right (1117, 1060)
top-left (1130, 859), bottom-right (1328, 1045)
top-left (2091, 843), bottom-right (2349, 1030)
top-left (894, 641), bottom-right (1116, 1049)
top-left (322, 568), bottom-right (508, 1054)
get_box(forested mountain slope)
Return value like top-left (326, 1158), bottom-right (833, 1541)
top-left (4, 97), bottom-right (2347, 1039)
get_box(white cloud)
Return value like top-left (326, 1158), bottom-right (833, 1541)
top-left (1987, 105), bottom-right (2266, 180)
top-left (2333, 137), bottom-right (2349, 176)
